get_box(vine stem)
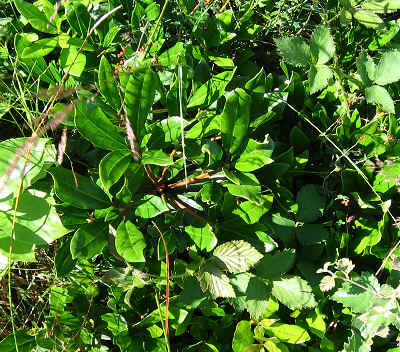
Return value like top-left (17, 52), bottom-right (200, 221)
top-left (152, 222), bottom-right (170, 340)
top-left (143, 0), bottom-right (170, 57)
top-left (167, 169), bottom-right (221, 189)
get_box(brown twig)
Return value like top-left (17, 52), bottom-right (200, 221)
top-left (167, 169), bottom-right (220, 189)
top-left (152, 221), bottom-right (170, 338)
top-left (168, 195), bottom-right (207, 223)
top-left (158, 149), bottom-right (177, 183)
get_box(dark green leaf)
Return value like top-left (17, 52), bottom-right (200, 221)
top-left (188, 69), bottom-right (236, 109)
top-left (99, 150), bottom-right (132, 190)
top-left (256, 249), bottom-right (296, 279)
top-left (296, 184), bottom-right (325, 223)
top-left (75, 102), bottom-right (127, 151)
top-left (49, 167), bottom-right (110, 209)
top-left (186, 222), bottom-right (217, 252)
top-left (70, 222), bottom-right (108, 259)
top-left (125, 68), bottom-right (157, 142)
top-left (296, 223), bottom-right (329, 245)
top-left (14, 0), bottom-right (57, 33)
top-left (99, 56), bottom-right (121, 110)
top-left (221, 88), bottom-right (251, 155)
top-left (134, 195), bottom-right (170, 218)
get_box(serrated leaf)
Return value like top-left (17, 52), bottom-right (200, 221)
top-left (213, 240), bottom-right (263, 273)
top-left (374, 50), bottom-right (400, 85)
top-left (308, 64), bottom-right (333, 94)
top-left (331, 277), bottom-right (378, 313)
top-left (245, 276), bottom-right (270, 320)
top-left (198, 259), bottom-right (236, 298)
top-left (310, 25), bottom-right (335, 64)
top-left (272, 276), bottom-right (316, 310)
top-left (275, 37), bottom-right (311, 67)
top-left (115, 220), bottom-right (146, 262)
top-left (357, 51), bottom-right (376, 85)
top-left (256, 249), bottom-right (296, 279)
top-left (353, 9), bottom-right (384, 28)
top-left (365, 85), bottom-right (395, 113)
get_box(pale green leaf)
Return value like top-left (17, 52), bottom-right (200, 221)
top-left (374, 50), bottom-right (400, 85)
top-left (141, 150), bottom-right (174, 166)
top-left (271, 276), bottom-right (317, 310)
top-left (310, 25), bottom-right (335, 64)
top-left (353, 9), bottom-right (383, 28)
top-left (357, 51), bottom-right (376, 85)
top-left (21, 36), bottom-right (58, 58)
top-left (308, 64), bottom-right (333, 94)
top-left (361, 0), bottom-right (400, 13)
top-left (0, 189), bottom-right (69, 262)
top-left (275, 37), bottom-right (311, 67)
top-left (198, 259), bottom-right (236, 298)
top-left (213, 240), bottom-right (263, 273)
top-left (365, 85), bottom-right (395, 113)
top-left (0, 138), bottom-right (55, 199)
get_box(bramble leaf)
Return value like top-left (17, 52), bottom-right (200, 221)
top-left (275, 37), bottom-right (311, 67)
top-left (310, 25), bottom-right (335, 64)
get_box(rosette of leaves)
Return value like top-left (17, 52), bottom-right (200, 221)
top-left (275, 25), bottom-right (336, 94)
top-left (356, 50), bottom-right (400, 113)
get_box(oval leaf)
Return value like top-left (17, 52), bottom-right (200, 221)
top-left (99, 56), bottom-right (121, 110)
top-left (49, 167), bottom-right (110, 209)
top-left (75, 101), bottom-right (127, 151)
top-left (134, 195), bottom-right (170, 218)
top-left (70, 222), bottom-right (108, 259)
top-left (221, 88), bottom-right (252, 155)
top-left (99, 150), bottom-right (132, 190)
top-left (115, 220), bottom-right (146, 262)
top-left (21, 36), bottom-right (58, 58)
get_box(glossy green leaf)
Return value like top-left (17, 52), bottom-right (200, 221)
top-left (99, 56), bottom-right (121, 110)
top-left (14, 0), bottom-right (57, 33)
top-left (134, 195), bottom-right (170, 218)
top-left (101, 313), bottom-right (128, 336)
top-left (66, 3), bottom-right (91, 37)
top-left (0, 138), bottom-right (55, 199)
top-left (213, 240), bottom-right (263, 273)
top-left (0, 188), bottom-right (69, 262)
top-left (188, 69), bottom-right (236, 109)
top-left (271, 276), bottom-right (317, 310)
top-left (115, 220), bottom-right (146, 262)
top-left (49, 167), bottom-right (110, 209)
top-left (75, 102), bottom-right (127, 151)
top-left (186, 222), bottom-right (217, 252)
top-left (374, 50), bottom-right (400, 85)
top-left (55, 238), bottom-right (76, 277)
top-left (235, 138), bottom-right (274, 172)
top-left (21, 36), bottom-right (58, 58)
top-left (264, 323), bottom-right (310, 344)
top-left (125, 68), bottom-right (157, 141)
top-left (226, 173), bottom-right (264, 205)
top-left (59, 46), bottom-right (86, 77)
top-left (232, 321), bottom-right (254, 352)
top-left (158, 42), bottom-right (185, 67)
top-left (141, 150), bottom-right (174, 166)
top-left (99, 150), bottom-right (132, 190)
top-left (70, 222), bottom-right (108, 259)
top-left (221, 88), bottom-right (252, 155)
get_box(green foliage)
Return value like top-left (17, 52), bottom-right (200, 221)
top-left (3, 0), bottom-right (400, 351)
